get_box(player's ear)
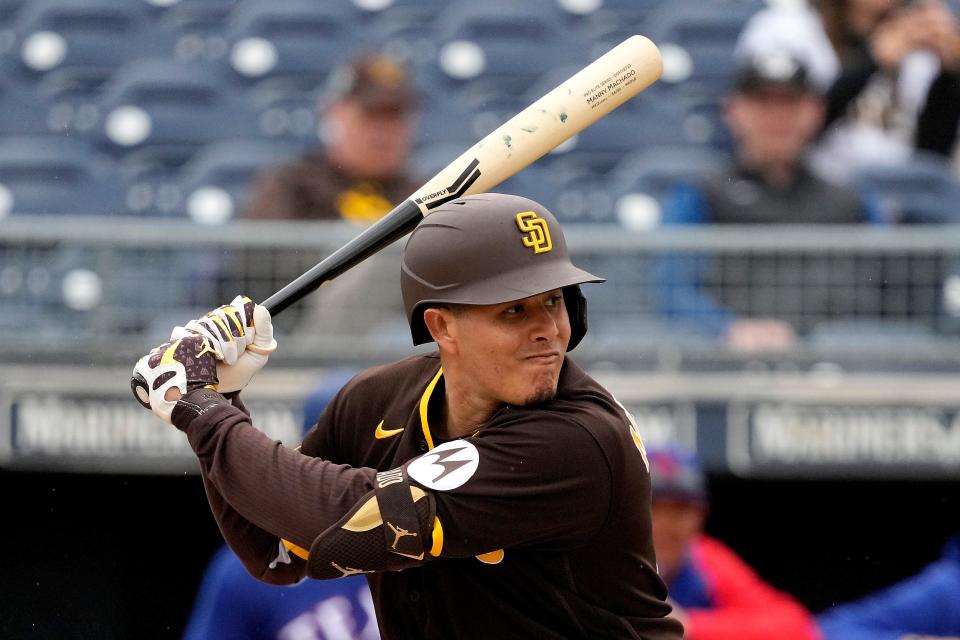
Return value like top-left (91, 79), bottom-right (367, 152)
top-left (423, 307), bottom-right (458, 353)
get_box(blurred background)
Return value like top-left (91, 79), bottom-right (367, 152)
top-left (2, 0), bottom-right (960, 637)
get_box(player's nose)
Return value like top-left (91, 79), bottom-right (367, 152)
top-left (526, 301), bottom-right (562, 342)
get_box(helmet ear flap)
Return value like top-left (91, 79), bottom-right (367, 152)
top-left (563, 285), bottom-right (589, 351)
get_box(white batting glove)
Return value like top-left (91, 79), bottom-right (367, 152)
top-left (131, 334), bottom-right (220, 424)
top-left (216, 304), bottom-right (277, 394)
top-left (172, 294), bottom-right (257, 365)
top-left (172, 295), bottom-right (278, 394)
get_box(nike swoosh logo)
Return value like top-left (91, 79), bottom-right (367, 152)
top-left (375, 420), bottom-right (405, 439)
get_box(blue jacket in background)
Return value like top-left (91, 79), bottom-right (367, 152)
top-left (183, 545), bottom-right (378, 640)
top-left (817, 533), bottom-right (960, 640)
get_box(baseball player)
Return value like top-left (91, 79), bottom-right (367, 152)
top-left (133, 193), bottom-right (683, 639)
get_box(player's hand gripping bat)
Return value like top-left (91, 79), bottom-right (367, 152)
top-left (131, 35), bottom-right (662, 408)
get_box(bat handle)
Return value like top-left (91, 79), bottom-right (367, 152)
top-left (261, 200), bottom-right (423, 315)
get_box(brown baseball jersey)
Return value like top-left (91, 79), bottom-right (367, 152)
top-left (174, 353), bottom-right (682, 640)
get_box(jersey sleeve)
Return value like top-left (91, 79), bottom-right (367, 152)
top-left (177, 391), bottom-right (380, 584)
top-left (408, 411), bottom-right (612, 556)
top-left (300, 411), bottom-right (614, 579)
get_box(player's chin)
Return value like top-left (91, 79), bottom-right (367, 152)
top-left (519, 374), bottom-right (560, 406)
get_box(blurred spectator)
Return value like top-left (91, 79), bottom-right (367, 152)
top-left (736, 0), bottom-right (960, 180)
top-left (648, 445), bottom-right (819, 640)
top-left (241, 53), bottom-right (421, 339)
top-left (183, 369), bottom-right (376, 640)
top-left (653, 52), bottom-right (883, 352)
top-left (817, 531), bottom-right (960, 640)
top-left (244, 52), bottom-right (419, 221)
top-left (183, 546), bottom-right (378, 640)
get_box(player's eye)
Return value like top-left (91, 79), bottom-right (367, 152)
top-left (504, 304), bottom-right (525, 316)
top-left (546, 293), bottom-right (563, 308)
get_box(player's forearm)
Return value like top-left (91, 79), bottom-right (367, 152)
top-left (174, 390), bottom-right (378, 551)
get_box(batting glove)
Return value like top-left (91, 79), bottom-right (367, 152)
top-left (173, 295), bottom-right (258, 365)
top-left (215, 303), bottom-right (277, 394)
top-left (132, 334), bottom-right (221, 424)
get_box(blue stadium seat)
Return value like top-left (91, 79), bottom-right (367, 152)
top-left (224, 0), bottom-right (371, 90)
top-left (643, 0), bottom-right (763, 102)
top-left (10, 0), bottom-right (173, 92)
top-left (414, 96), bottom-right (476, 148)
top-left (519, 66), bottom-right (707, 176)
top-left (0, 134), bottom-right (126, 215)
top-left (428, 0), bottom-right (590, 96)
top-left (0, 245), bottom-right (96, 338)
top-left (367, 0), bottom-right (446, 67)
top-left (410, 138), bottom-right (478, 185)
top-left (608, 145), bottom-right (729, 227)
top-left (246, 82), bottom-right (320, 142)
top-left (0, 0), bottom-right (22, 23)
top-left (157, 0), bottom-right (238, 64)
top-left (555, 0), bottom-right (663, 21)
top-left (856, 153), bottom-right (960, 224)
top-left (0, 75), bottom-right (49, 134)
top-left (176, 138), bottom-right (308, 223)
top-left (92, 58), bottom-right (260, 171)
top-left (548, 167), bottom-right (616, 223)
top-left (495, 163), bottom-right (560, 212)
top-left (457, 87), bottom-right (528, 141)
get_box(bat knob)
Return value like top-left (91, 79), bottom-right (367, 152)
top-left (131, 372), bottom-right (152, 409)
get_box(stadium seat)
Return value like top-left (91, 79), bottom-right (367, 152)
top-left (10, 0), bottom-right (173, 91)
top-left (413, 95), bottom-right (476, 148)
top-left (366, 0), bottom-right (446, 66)
top-left (548, 167), bottom-right (616, 223)
top-left (427, 0), bottom-right (590, 96)
top-left (176, 138), bottom-right (308, 223)
top-left (608, 145), bottom-right (730, 228)
top-left (0, 134), bottom-right (127, 216)
top-left (643, 0), bottom-right (763, 102)
top-left (410, 138), bottom-right (473, 180)
top-left (554, 0), bottom-right (663, 20)
top-left (855, 152), bottom-right (960, 224)
top-left (224, 0), bottom-right (371, 90)
top-left (246, 81), bottom-right (320, 142)
top-left (91, 58), bottom-right (260, 171)
top-left (494, 163), bottom-right (560, 213)
top-left (157, 0), bottom-right (237, 63)
top-left (0, 75), bottom-right (49, 134)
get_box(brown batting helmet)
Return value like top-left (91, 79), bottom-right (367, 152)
top-left (401, 193), bottom-right (604, 350)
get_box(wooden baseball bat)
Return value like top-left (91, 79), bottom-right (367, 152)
top-left (261, 35), bottom-right (662, 315)
top-left (131, 36), bottom-right (662, 409)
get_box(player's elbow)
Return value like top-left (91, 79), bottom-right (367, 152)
top-left (252, 559), bottom-right (307, 586)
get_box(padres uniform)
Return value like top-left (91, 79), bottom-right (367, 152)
top-left (147, 194), bottom-right (682, 639)
top-left (177, 352), bottom-right (681, 639)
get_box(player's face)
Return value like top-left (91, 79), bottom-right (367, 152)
top-left (452, 289), bottom-right (571, 408)
top-left (650, 499), bottom-right (706, 581)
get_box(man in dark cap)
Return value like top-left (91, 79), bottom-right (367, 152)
top-left (241, 52), bottom-right (422, 337)
top-left (244, 52), bottom-right (419, 222)
top-left (133, 193), bottom-right (684, 639)
top-left (647, 445), bottom-right (818, 640)
top-left (653, 51), bottom-right (884, 352)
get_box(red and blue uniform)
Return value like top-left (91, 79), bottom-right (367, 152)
top-left (669, 534), bottom-right (820, 640)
